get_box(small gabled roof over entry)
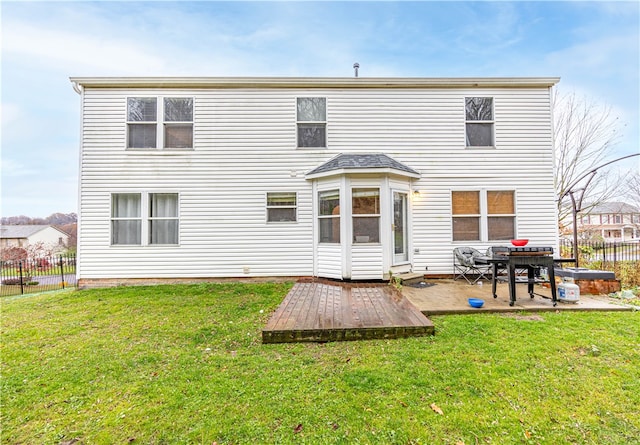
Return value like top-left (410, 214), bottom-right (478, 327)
top-left (306, 153), bottom-right (421, 180)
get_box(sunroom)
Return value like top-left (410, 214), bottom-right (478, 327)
top-left (306, 153), bottom-right (421, 280)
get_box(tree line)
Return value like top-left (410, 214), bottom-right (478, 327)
top-left (1, 213), bottom-right (77, 226)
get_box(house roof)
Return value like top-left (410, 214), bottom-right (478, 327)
top-left (0, 225), bottom-right (67, 239)
top-left (306, 153), bottom-right (421, 180)
top-left (588, 202), bottom-right (640, 214)
top-left (70, 76), bottom-right (560, 90)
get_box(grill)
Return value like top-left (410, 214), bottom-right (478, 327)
top-left (485, 246), bottom-right (558, 307)
top-left (492, 246), bottom-right (554, 257)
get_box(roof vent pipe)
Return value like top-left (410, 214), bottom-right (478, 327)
top-left (353, 62), bottom-right (360, 78)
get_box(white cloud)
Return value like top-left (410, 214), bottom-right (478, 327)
top-left (3, 21), bottom-right (167, 75)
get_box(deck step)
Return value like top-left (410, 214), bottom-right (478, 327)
top-left (395, 272), bottom-right (425, 285)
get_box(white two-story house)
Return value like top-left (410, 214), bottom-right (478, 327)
top-left (71, 76), bottom-right (560, 287)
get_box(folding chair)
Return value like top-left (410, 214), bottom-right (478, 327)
top-left (453, 247), bottom-right (492, 284)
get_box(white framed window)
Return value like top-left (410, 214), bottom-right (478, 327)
top-left (127, 98), bottom-right (157, 149)
top-left (452, 189), bottom-right (515, 241)
top-left (614, 215), bottom-right (622, 224)
top-left (111, 193), bottom-right (142, 245)
top-left (297, 97), bottom-right (326, 148)
top-left (111, 192), bottom-right (179, 245)
top-left (465, 97), bottom-right (494, 147)
top-left (352, 188), bottom-right (380, 243)
top-left (318, 189), bottom-right (340, 243)
top-left (452, 191), bottom-right (480, 241)
top-left (149, 193), bottom-right (179, 244)
top-left (487, 190), bottom-right (515, 240)
top-left (266, 192), bottom-right (297, 222)
top-left (127, 97), bottom-right (193, 150)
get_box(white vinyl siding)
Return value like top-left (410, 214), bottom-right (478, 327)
top-left (77, 82), bottom-right (557, 279)
top-left (351, 245), bottom-right (384, 279)
top-left (317, 244), bottom-right (342, 279)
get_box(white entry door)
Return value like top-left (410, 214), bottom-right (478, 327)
top-left (393, 191), bottom-right (408, 264)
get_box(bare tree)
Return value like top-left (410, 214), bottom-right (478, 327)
top-left (553, 91), bottom-right (627, 223)
top-left (624, 171), bottom-right (640, 209)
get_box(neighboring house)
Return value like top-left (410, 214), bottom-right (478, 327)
top-left (577, 202), bottom-right (640, 242)
top-left (71, 76), bottom-right (561, 287)
top-left (0, 225), bottom-right (69, 253)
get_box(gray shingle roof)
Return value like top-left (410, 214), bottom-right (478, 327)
top-left (0, 225), bottom-right (58, 239)
top-left (307, 153), bottom-right (420, 177)
top-left (588, 202), bottom-right (639, 214)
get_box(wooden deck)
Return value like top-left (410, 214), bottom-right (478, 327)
top-left (262, 281), bottom-right (434, 343)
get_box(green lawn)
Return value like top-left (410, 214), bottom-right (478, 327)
top-left (2, 283), bottom-right (639, 444)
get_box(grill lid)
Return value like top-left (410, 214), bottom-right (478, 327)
top-left (492, 246), bottom-right (554, 256)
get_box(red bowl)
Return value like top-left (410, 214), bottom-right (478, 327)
top-left (511, 239), bottom-right (529, 247)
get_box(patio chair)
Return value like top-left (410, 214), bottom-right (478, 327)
top-left (453, 247), bottom-right (492, 284)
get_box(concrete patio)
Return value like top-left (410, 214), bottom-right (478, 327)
top-left (402, 278), bottom-right (633, 315)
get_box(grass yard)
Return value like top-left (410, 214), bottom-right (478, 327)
top-left (2, 283), bottom-right (639, 444)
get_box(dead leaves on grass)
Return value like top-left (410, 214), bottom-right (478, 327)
top-left (430, 403), bottom-right (444, 415)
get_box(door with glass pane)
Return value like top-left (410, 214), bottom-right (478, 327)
top-left (393, 191), bottom-right (408, 263)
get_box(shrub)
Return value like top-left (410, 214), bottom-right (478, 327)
top-left (615, 262), bottom-right (640, 288)
top-left (2, 278), bottom-right (22, 285)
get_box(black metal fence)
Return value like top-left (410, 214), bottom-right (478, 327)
top-left (559, 240), bottom-right (640, 266)
top-left (1, 253), bottom-right (77, 297)
top-left (559, 240), bottom-right (640, 288)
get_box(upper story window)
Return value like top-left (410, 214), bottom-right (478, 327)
top-left (297, 97), bottom-right (326, 148)
top-left (601, 214), bottom-right (610, 224)
top-left (127, 97), bottom-right (193, 150)
top-left (465, 97), bottom-right (494, 147)
top-left (266, 192), bottom-right (297, 222)
top-left (614, 214), bottom-right (622, 224)
top-left (452, 190), bottom-right (515, 241)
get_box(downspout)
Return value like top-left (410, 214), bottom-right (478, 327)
top-left (71, 80), bottom-right (84, 284)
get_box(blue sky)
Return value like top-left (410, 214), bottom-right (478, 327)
top-left (1, 1), bottom-right (639, 217)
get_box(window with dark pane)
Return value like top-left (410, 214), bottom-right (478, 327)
top-left (297, 97), bottom-right (326, 147)
top-left (465, 97), bottom-right (494, 147)
top-left (127, 98), bottom-right (157, 149)
top-left (164, 98), bottom-right (193, 149)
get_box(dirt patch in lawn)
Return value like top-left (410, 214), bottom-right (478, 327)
top-left (501, 313), bottom-right (545, 321)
